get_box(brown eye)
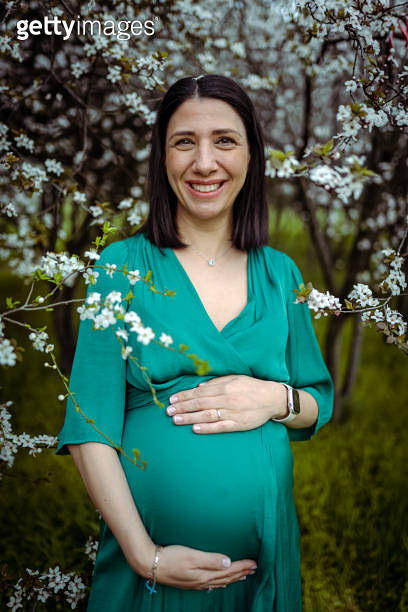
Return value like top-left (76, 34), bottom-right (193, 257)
top-left (175, 138), bottom-right (193, 146)
top-left (217, 137), bottom-right (236, 145)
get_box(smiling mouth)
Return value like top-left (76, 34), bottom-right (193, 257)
top-left (188, 182), bottom-right (225, 193)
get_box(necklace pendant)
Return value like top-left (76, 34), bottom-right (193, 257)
top-left (208, 259), bottom-right (215, 266)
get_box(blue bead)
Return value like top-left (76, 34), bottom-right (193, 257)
top-left (145, 579), bottom-right (157, 595)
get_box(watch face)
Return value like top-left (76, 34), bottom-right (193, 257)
top-left (293, 389), bottom-right (301, 414)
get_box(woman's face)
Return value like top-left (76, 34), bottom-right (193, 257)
top-left (165, 96), bottom-right (250, 224)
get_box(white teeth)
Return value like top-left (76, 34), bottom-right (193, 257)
top-left (190, 183), bottom-right (222, 193)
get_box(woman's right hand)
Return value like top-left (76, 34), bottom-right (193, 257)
top-left (144, 544), bottom-right (257, 591)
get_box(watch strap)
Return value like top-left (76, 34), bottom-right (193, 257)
top-left (272, 383), bottom-right (300, 423)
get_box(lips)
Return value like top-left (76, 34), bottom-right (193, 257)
top-left (185, 180), bottom-right (227, 198)
top-left (190, 182), bottom-right (223, 192)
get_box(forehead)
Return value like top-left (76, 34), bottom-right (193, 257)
top-left (166, 97), bottom-right (246, 137)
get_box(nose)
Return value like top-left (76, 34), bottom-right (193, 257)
top-left (192, 142), bottom-right (218, 174)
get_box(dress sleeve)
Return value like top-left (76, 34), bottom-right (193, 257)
top-left (55, 239), bottom-right (131, 456)
top-left (284, 255), bottom-right (334, 442)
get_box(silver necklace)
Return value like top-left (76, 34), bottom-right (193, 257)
top-left (188, 242), bottom-right (233, 266)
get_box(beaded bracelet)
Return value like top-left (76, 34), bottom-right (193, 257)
top-left (145, 544), bottom-right (164, 595)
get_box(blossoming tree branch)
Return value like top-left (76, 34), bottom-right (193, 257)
top-left (0, 0), bottom-right (407, 608)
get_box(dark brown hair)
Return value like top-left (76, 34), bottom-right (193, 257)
top-left (135, 74), bottom-right (269, 252)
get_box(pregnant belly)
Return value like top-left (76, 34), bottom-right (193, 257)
top-left (119, 404), bottom-right (294, 561)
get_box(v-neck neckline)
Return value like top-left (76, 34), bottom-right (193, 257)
top-left (166, 245), bottom-right (253, 336)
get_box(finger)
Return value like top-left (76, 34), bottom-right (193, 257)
top-left (168, 388), bottom-right (226, 415)
top-left (198, 375), bottom-right (236, 387)
top-left (169, 395), bottom-right (223, 417)
top-left (175, 408), bottom-right (231, 429)
top-left (201, 563), bottom-right (257, 587)
top-left (192, 420), bottom-right (237, 434)
top-left (197, 554), bottom-right (256, 574)
top-left (170, 376), bottom-right (236, 404)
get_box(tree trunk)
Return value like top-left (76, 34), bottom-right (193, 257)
top-left (325, 313), bottom-right (348, 422)
top-left (341, 312), bottom-right (363, 400)
top-left (51, 285), bottom-right (77, 376)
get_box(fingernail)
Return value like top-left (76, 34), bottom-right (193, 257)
top-left (250, 565), bottom-right (257, 570)
top-left (249, 570), bottom-right (256, 575)
top-left (222, 558), bottom-right (231, 568)
top-left (167, 407), bottom-right (176, 415)
top-left (193, 425), bottom-right (201, 432)
top-left (174, 415), bottom-right (183, 423)
top-left (239, 576), bottom-right (247, 581)
top-left (169, 395), bottom-right (178, 403)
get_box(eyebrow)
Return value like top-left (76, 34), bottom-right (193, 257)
top-left (168, 128), bottom-right (243, 140)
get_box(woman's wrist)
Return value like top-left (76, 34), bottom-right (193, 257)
top-left (265, 381), bottom-right (289, 420)
top-left (131, 539), bottom-right (157, 578)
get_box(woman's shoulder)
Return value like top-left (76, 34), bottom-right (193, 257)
top-left (97, 231), bottom-right (147, 264)
top-left (257, 244), bottom-right (299, 277)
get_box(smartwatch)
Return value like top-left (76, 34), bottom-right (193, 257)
top-left (272, 383), bottom-right (300, 423)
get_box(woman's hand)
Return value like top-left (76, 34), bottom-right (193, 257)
top-left (165, 374), bottom-right (287, 434)
top-left (143, 544), bottom-right (257, 591)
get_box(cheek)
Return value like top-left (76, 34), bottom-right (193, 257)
top-left (166, 153), bottom-right (185, 179)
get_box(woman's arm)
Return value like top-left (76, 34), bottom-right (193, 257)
top-left (68, 442), bottom-right (154, 577)
top-left (265, 382), bottom-right (319, 429)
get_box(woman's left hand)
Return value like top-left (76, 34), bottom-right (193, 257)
top-left (165, 375), bottom-right (286, 434)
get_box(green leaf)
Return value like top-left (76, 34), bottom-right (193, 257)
top-left (6, 297), bottom-right (21, 309)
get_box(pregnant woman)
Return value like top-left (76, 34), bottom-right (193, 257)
top-left (56, 74), bottom-right (333, 611)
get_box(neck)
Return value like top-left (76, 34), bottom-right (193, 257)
top-left (175, 210), bottom-right (234, 257)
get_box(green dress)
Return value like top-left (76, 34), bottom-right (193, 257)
top-left (55, 231), bottom-right (333, 611)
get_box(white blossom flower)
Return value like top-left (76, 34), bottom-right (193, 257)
top-left (73, 191), bottom-right (87, 204)
top-left (71, 61), bottom-right (89, 79)
top-left (127, 209), bottom-right (142, 226)
top-left (86, 292), bottom-right (101, 305)
top-left (347, 283), bottom-right (379, 307)
top-left (45, 158), bottom-right (64, 176)
top-left (124, 311), bottom-right (141, 325)
top-left (1, 202), bottom-right (17, 217)
top-left (303, 289), bottom-right (342, 319)
top-left (345, 79), bottom-right (358, 93)
top-left (28, 330), bottom-right (53, 353)
top-left (85, 536), bottom-right (99, 564)
top-left (105, 291), bottom-right (122, 305)
top-left (39, 252), bottom-right (84, 285)
top-left (0, 338), bottom-right (17, 366)
top-left (14, 133), bottom-right (35, 153)
top-left (118, 197), bottom-right (133, 210)
top-left (127, 270), bottom-right (141, 285)
top-left (115, 328), bottom-right (129, 342)
top-left (105, 263), bottom-right (117, 278)
top-left (121, 346), bottom-right (133, 359)
top-left (18, 162), bottom-right (47, 190)
top-left (89, 205), bottom-right (104, 217)
top-left (160, 333), bottom-right (173, 347)
top-left (310, 165), bottom-right (341, 189)
top-left (106, 65), bottom-right (122, 83)
top-left (84, 249), bottom-right (100, 261)
top-left (94, 308), bottom-right (116, 329)
top-left (83, 269), bottom-right (99, 285)
top-left (136, 325), bottom-right (155, 345)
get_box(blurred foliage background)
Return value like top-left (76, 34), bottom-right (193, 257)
top-left (2, 212), bottom-right (407, 611)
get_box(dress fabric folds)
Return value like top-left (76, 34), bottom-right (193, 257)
top-left (55, 231), bottom-right (333, 611)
